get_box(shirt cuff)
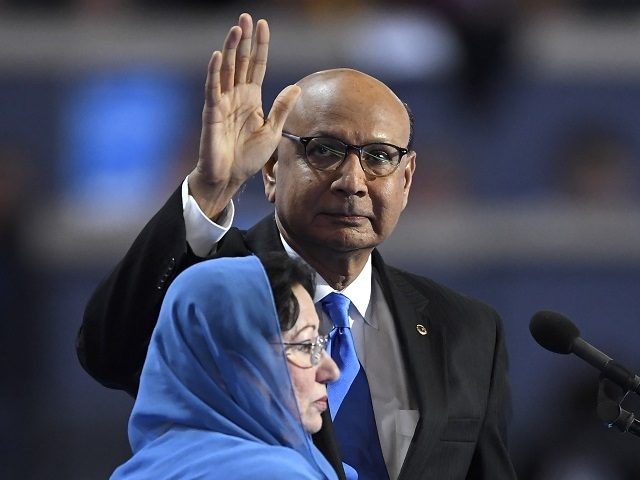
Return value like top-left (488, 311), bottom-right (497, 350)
top-left (181, 176), bottom-right (234, 257)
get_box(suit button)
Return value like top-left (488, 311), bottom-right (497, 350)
top-left (156, 257), bottom-right (176, 290)
top-left (157, 257), bottom-right (176, 290)
top-left (416, 324), bottom-right (428, 336)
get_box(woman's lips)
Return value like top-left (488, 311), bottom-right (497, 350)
top-left (314, 396), bottom-right (328, 412)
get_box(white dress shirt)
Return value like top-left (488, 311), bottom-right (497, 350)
top-left (181, 177), bottom-right (419, 479)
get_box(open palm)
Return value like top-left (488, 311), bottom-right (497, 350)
top-left (191, 14), bottom-right (300, 219)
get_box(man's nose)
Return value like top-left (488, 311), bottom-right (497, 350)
top-left (330, 151), bottom-right (368, 197)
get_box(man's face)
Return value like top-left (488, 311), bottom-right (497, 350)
top-left (264, 70), bottom-right (415, 254)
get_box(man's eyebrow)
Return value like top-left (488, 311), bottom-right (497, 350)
top-left (304, 131), bottom-right (393, 145)
top-left (299, 129), bottom-right (337, 138)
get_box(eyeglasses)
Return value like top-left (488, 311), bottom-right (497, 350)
top-left (282, 132), bottom-right (408, 177)
top-left (282, 334), bottom-right (328, 368)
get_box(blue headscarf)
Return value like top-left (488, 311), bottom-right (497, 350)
top-left (111, 256), bottom-right (337, 479)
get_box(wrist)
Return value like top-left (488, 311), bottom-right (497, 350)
top-left (187, 169), bottom-right (241, 221)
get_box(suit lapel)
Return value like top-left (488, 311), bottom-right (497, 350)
top-left (244, 214), bottom-right (286, 255)
top-left (313, 411), bottom-right (347, 480)
top-left (212, 214), bottom-right (283, 259)
top-left (372, 251), bottom-right (448, 478)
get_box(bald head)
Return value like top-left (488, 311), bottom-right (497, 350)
top-left (284, 69), bottom-right (413, 150)
top-left (295, 68), bottom-right (398, 96)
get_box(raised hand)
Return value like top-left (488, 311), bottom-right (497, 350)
top-left (189, 13), bottom-right (301, 220)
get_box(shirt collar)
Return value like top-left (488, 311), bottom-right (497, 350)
top-left (279, 233), bottom-right (373, 322)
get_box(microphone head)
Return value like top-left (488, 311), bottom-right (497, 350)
top-left (530, 310), bottom-right (580, 354)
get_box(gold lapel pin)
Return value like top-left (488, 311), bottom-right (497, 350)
top-left (416, 324), bottom-right (427, 336)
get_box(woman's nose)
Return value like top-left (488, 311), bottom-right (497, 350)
top-left (316, 350), bottom-right (340, 384)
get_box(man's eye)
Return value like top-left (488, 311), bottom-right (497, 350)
top-left (364, 149), bottom-right (392, 163)
top-left (310, 142), bottom-right (342, 158)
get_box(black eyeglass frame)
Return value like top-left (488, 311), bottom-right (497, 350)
top-left (281, 131), bottom-right (409, 178)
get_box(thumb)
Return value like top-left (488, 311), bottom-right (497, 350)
top-left (266, 84), bottom-right (301, 134)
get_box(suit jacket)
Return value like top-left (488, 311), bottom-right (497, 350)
top-left (77, 186), bottom-right (517, 479)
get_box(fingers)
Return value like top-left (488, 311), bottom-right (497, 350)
top-left (204, 50), bottom-right (222, 107)
top-left (235, 13), bottom-right (253, 84)
top-left (247, 19), bottom-right (270, 86)
top-left (220, 25), bottom-right (241, 92)
top-left (205, 14), bottom-right (269, 105)
top-left (267, 85), bottom-right (301, 134)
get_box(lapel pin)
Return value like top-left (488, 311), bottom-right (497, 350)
top-left (416, 324), bottom-right (427, 336)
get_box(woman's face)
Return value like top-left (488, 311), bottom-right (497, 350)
top-left (282, 284), bottom-right (339, 434)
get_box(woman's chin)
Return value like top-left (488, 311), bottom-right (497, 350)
top-left (303, 416), bottom-right (323, 435)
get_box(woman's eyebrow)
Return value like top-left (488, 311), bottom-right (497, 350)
top-left (291, 324), bottom-right (317, 339)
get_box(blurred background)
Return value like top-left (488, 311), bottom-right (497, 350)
top-left (1, 0), bottom-right (640, 478)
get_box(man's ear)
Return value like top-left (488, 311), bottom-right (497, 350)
top-left (401, 151), bottom-right (416, 210)
top-left (262, 151), bottom-right (278, 203)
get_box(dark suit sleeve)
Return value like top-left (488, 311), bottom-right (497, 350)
top-left (76, 186), bottom-right (197, 395)
top-left (467, 312), bottom-right (517, 479)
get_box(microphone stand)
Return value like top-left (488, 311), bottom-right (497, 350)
top-left (596, 377), bottom-right (640, 438)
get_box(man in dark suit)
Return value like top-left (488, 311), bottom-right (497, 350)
top-left (78, 13), bottom-right (516, 479)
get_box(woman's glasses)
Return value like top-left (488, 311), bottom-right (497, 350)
top-left (282, 334), bottom-right (329, 368)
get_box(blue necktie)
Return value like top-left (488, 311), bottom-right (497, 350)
top-left (321, 293), bottom-right (389, 480)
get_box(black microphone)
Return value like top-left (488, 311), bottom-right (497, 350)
top-left (530, 310), bottom-right (640, 394)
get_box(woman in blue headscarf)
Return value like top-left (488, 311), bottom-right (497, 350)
top-left (110, 254), bottom-right (339, 479)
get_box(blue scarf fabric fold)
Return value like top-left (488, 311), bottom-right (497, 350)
top-left (111, 256), bottom-right (337, 480)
